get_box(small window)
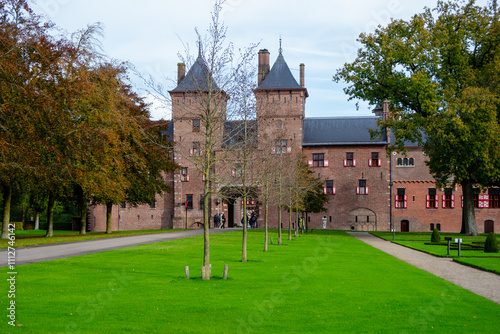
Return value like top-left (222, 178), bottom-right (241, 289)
top-left (276, 140), bottom-right (287, 154)
top-left (186, 195), bottom-right (193, 209)
top-left (200, 195), bottom-right (204, 210)
top-left (489, 188), bottom-right (500, 208)
top-left (396, 188), bottom-right (406, 208)
top-left (436, 223), bottom-right (441, 231)
top-left (150, 200), bottom-right (156, 209)
top-left (193, 119), bottom-right (200, 132)
top-left (121, 202), bottom-right (126, 209)
top-left (430, 223), bottom-right (435, 231)
top-left (346, 153), bottom-right (354, 166)
top-left (278, 120), bottom-right (282, 128)
top-left (409, 158), bottom-right (415, 166)
top-left (403, 158), bottom-right (408, 166)
top-left (192, 142), bottom-right (201, 157)
top-left (357, 180), bottom-right (368, 195)
top-left (181, 167), bottom-right (189, 182)
top-left (427, 188), bottom-right (437, 208)
top-left (443, 188), bottom-right (454, 208)
top-left (370, 152), bottom-right (380, 167)
top-left (397, 158), bottom-right (402, 166)
top-left (313, 153), bottom-right (325, 167)
top-left (325, 180), bottom-right (335, 195)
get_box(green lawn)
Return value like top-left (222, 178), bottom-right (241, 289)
top-left (2, 230), bottom-right (499, 333)
top-left (0, 229), bottom-right (188, 249)
top-left (371, 232), bottom-right (500, 275)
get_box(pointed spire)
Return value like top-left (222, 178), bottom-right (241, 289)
top-left (197, 37), bottom-right (202, 58)
top-left (279, 36), bottom-right (283, 55)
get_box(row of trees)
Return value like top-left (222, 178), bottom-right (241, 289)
top-left (335, 0), bottom-right (500, 236)
top-left (0, 0), bottom-right (177, 239)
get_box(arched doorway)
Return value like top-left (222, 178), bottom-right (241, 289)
top-left (348, 208), bottom-right (377, 231)
top-left (401, 220), bottom-right (409, 232)
top-left (485, 220), bottom-right (494, 233)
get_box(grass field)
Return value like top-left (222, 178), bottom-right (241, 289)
top-left (371, 232), bottom-right (500, 274)
top-left (0, 229), bottom-right (188, 249)
top-left (2, 230), bottom-right (499, 333)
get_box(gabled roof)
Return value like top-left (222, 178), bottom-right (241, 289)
top-left (257, 52), bottom-right (303, 90)
top-left (171, 53), bottom-right (221, 92)
top-left (302, 117), bottom-right (388, 146)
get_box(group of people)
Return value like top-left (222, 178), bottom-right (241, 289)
top-left (242, 212), bottom-right (257, 229)
top-left (213, 213), bottom-right (226, 229)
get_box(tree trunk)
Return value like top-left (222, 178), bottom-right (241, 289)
top-left (242, 197), bottom-right (247, 262)
top-left (461, 180), bottom-right (478, 236)
top-left (80, 196), bottom-right (87, 235)
top-left (264, 200), bottom-right (268, 252)
top-left (278, 205), bottom-right (282, 245)
top-left (35, 211), bottom-right (40, 230)
top-left (305, 212), bottom-right (309, 234)
top-left (288, 207), bottom-right (292, 241)
top-left (295, 212), bottom-right (299, 237)
top-left (1, 185), bottom-right (12, 240)
top-left (106, 202), bottom-right (113, 234)
top-left (202, 171), bottom-right (210, 279)
top-left (45, 191), bottom-right (55, 237)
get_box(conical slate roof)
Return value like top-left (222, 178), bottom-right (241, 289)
top-left (257, 52), bottom-right (302, 90)
top-left (171, 53), bottom-right (221, 92)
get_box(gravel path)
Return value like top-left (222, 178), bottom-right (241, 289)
top-left (347, 232), bottom-right (500, 304)
top-left (0, 228), bottom-right (239, 268)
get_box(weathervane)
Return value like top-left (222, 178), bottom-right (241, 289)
top-left (279, 35), bottom-right (283, 55)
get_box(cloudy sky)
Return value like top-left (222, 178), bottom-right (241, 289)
top-left (33, 0), bottom-right (490, 120)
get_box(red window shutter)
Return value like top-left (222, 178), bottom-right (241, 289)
top-left (353, 159), bottom-right (357, 167)
top-left (461, 196), bottom-right (463, 208)
top-left (369, 159), bottom-right (373, 167)
top-left (479, 195), bottom-right (484, 208)
top-left (404, 195), bottom-right (408, 208)
top-left (202, 174), bottom-right (205, 181)
top-left (484, 194), bottom-right (490, 208)
top-left (324, 160), bottom-right (330, 167)
top-left (395, 195), bottom-right (399, 208)
top-left (378, 159), bottom-right (382, 167)
top-left (426, 195), bottom-right (430, 208)
top-left (356, 187), bottom-right (360, 195)
top-left (435, 195), bottom-right (439, 208)
top-left (287, 147), bottom-right (292, 154)
top-left (189, 149), bottom-right (193, 156)
top-left (442, 195), bottom-right (446, 208)
top-left (232, 170), bottom-right (236, 177)
top-left (186, 176), bottom-right (190, 182)
top-left (251, 200), bottom-right (255, 205)
top-left (344, 160), bottom-right (347, 167)
top-left (451, 195), bottom-right (455, 208)
top-left (199, 150), bottom-right (204, 157)
top-left (324, 187), bottom-right (327, 195)
top-left (333, 187), bottom-right (336, 195)
top-left (271, 147), bottom-right (276, 155)
top-left (365, 186), bottom-right (369, 195)
top-left (308, 160), bottom-right (313, 166)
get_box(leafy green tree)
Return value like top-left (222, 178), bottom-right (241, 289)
top-left (334, 0), bottom-right (500, 236)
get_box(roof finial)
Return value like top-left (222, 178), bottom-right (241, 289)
top-left (279, 35), bottom-right (283, 55)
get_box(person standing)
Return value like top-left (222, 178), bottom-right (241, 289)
top-left (250, 212), bottom-right (256, 229)
top-left (220, 213), bottom-right (226, 229)
top-left (213, 213), bottom-right (220, 228)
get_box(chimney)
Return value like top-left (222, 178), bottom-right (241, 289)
top-left (300, 63), bottom-right (305, 87)
top-left (177, 63), bottom-right (185, 85)
top-left (258, 49), bottom-right (270, 86)
top-left (383, 99), bottom-right (390, 121)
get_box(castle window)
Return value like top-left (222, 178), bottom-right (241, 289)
top-left (409, 158), bottom-right (414, 166)
top-left (488, 188), bottom-right (500, 208)
top-left (442, 188), bottom-right (455, 208)
top-left (426, 188), bottom-right (438, 208)
top-left (150, 200), bottom-right (156, 209)
top-left (369, 152), bottom-right (381, 167)
top-left (186, 195), bottom-right (193, 209)
top-left (278, 91), bottom-right (281, 100)
top-left (278, 120), bottom-right (282, 128)
top-left (313, 153), bottom-right (325, 167)
top-left (193, 119), bottom-right (200, 132)
top-left (357, 180), bottom-right (369, 195)
top-left (397, 158), bottom-right (402, 166)
top-left (395, 188), bottom-right (407, 208)
top-left (181, 168), bottom-right (189, 182)
top-left (344, 152), bottom-right (356, 167)
top-left (324, 180), bottom-right (336, 195)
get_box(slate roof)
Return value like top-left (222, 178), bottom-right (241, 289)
top-left (302, 117), bottom-right (388, 146)
top-left (257, 52), bottom-right (303, 90)
top-left (171, 53), bottom-right (221, 92)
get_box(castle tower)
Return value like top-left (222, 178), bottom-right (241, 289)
top-left (254, 45), bottom-right (309, 155)
top-left (168, 51), bottom-right (228, 228)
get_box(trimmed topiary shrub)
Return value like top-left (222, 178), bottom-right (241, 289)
top-left (484, 233), bottom-right (499, 253)
top-left (431, 228), bottom-right (441, 243)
